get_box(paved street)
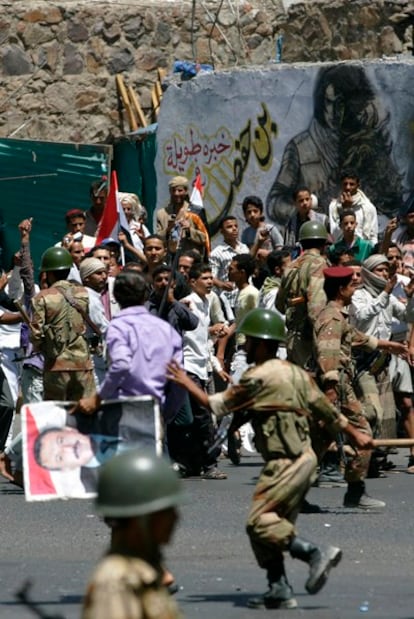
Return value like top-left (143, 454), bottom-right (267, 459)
top-left (1, 449), bottom-right (414, 619)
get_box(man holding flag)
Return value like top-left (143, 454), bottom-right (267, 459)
top-left (156, 175), bottom-right (210, 261)
top-left (95, 171), bottom-right (142, 266)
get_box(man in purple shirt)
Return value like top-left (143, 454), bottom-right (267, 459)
top-left (75, 271), bottom-right (183, 416)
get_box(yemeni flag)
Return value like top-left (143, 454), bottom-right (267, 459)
top-left (96, 170), bottom-right (130, 245)
top-left (189, 172), bottom-right (204, 210)
top-left (188, 172), bottom-right (211, 254)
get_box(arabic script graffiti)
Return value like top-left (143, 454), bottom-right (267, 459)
top-left (164, 127), bottom-right (233, 173)
top-left (161, 104), bottom-right (278, 236)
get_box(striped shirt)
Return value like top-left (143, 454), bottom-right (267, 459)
top-left (209, 240), bottom-right (249, 308)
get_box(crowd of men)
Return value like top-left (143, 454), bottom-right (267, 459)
top-left (1, 167), bottom-right (414, 614)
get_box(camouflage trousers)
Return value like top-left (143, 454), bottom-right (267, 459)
top-left (246, 448), bottom-right (317, 568)
top-left (355, 371), bottom-right (384, 436)
top-left (43, 370), bottom-right (96, 401)
top-left (338, 378), bottom-right (372, 483)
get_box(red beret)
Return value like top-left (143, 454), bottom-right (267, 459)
top-left (65, 209), bottom-right (86, 220)
top-left (323, 266), bottom-right (354, 279)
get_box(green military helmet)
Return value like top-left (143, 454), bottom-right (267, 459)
top-left (298, 221), bottom-right (328, 242)
top-left (40, 246), bottom-right (73, 272)
top-left (237, 308), bottom-right (286, 342)
top-left (96, 450), bottom-right (184, 518)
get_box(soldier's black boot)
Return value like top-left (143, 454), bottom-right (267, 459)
top-left (343, 480), bottom-right (386, 509)
top-left (289, 536), bottom-right (342, 594)
top-left (247, 563), bottom-right (297, 609)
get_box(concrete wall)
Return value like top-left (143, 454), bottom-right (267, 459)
top-left (155, 59), bottom-right (414, 236)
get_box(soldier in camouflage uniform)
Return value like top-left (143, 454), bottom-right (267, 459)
top-left (82, 451), bottom-right (184, 619)
top-left (30, 247), bottom-right (95, 400)
top-left (314, 266), bottom-right (407, 509)
top-left (167, 308), bottom-right (373, 609)
top-left (276, 221), bottom-right (328, 369)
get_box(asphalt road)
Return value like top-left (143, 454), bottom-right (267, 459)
top-left (1, 449), bottom-right (414, 619)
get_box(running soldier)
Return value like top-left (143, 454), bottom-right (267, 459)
top-left (167, 308), bottom-right (373, 609)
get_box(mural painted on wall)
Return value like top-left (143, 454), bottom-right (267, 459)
top-left (266, 64), bottom-right (403, 229)
top-left (161, 104), bottom-right (277, 235)
top-left (156, 61), bottom-right (414, 239)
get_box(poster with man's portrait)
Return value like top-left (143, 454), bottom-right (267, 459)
top-left (21, 396), bottom-right (162, 501)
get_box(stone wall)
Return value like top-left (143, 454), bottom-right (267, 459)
top-left (0, 0), bottom-right (413, 143)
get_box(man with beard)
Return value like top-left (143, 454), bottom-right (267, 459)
top-left (156, 176), bottom-right (209, 259)
top-left (79, 257), bottom-right (110, 387)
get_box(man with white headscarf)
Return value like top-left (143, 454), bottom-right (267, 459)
top-left (80, 258), bottom-right (110, 387)
top-left (350, 254), bottom-right (414, 474)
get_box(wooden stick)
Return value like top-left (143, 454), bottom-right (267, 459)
top-left (155, 79), bottom-right (162, 101)
top-left (151, 86), bottom-right (160, 118)
top-left (115, 74), bottom-right (138, 131)
top-left (373, 438), bottom-right (414, 447)
top-left (128, 86), bottom-right (147, 128)
top-left (157, 67), bottom-right (167, 81)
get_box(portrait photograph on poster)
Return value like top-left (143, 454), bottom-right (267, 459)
top-left (21, 396), bottom-right (162, 501)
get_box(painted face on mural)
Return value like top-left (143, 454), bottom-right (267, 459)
top-left (323, 84), bottom-right (343, 130)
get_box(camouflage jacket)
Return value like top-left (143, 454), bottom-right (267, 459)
top-left (314, 300), bottom-right (378, 385)
top-left (276, 249), bottom-right (327, 334)
top-left (30, 279), bottom-right (92, 371)
top-left (82, 555), bottom-right (183, 619)
top-left (209, 358), bottom-right (348, 460)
